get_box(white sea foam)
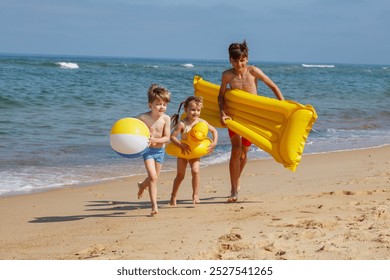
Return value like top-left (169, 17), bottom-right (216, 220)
top-left (302, 64), bottom-right (335, 68)
top-left (181, 63), bottom-right (194, 68)
top-left (56, 62), bottom-right (79, 69)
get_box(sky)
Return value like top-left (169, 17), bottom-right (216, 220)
top-left (0, 0), bottom-right (389, 64)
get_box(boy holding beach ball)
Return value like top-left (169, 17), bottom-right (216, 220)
top-left (136, 84), bottom-right (171, 215)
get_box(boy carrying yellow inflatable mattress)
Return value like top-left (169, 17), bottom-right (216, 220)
top-left (193, 76), bottom-right (318, 171)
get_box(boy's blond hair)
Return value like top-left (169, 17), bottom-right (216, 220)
top-left (147, 84), bottom-right (171, 104)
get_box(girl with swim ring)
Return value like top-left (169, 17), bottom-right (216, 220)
top-left (169, 96), bottom-right (218, 206)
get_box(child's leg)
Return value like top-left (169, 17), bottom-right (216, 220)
top-left (229, 134), bottom-right (242, 199)
top-left (169, 158), bottom-right (187, 206)
top-left (237, 144), bottom-right (250, 191)
top-left (228, 136), bottom-right (250, 203)
top-left (143, 159), bottom-right (160, 214)
top-left (189, 158), bottom-right (200, 204)
top-left (137, 177), bottom-right (149, 199)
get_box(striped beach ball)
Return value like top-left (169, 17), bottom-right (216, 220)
top-left (110, 117), bottom-right (150, 158)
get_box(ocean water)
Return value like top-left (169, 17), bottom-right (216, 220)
top-left (0, 54), bottom-right (389, 196)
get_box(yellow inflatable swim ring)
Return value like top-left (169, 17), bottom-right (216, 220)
top-left (166, 122), bottom-right (212, 160)
top-left (193, 76), bottom-right (318, 171)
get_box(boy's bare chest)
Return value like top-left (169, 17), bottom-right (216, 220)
top-left (148, 119), bottom-right (165, 135)
top-left (229, 74), bottom-right (257, 93)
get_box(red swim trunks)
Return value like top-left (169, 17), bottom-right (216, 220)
top-left (228, 129), bottom-right (252, 147)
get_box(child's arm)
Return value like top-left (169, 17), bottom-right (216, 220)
top-left (251, 66), bottom-right (284, 100)
top-left (170, 121), bottom-right (191, 155)
top-left (206, 122), bottom-right (218, 153)
top-left (136, 113), bottom-right (152, 144)
top-left (218, 72), bottom-right (231, 125)
top-left (161, 114), bottom-right (171, 143)
top-left (136, 112), bottom-right (146, 122)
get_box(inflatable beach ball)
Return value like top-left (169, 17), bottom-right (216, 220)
top-left (110, 118), bottom-right (150, 158)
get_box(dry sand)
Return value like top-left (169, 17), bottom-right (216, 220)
top-left (0, 145), bottom-right (389, 260)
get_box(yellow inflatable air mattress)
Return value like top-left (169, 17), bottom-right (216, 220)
top-left (193, 76), bottom-right (317, 171)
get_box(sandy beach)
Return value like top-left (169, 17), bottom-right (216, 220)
top-left (0, 145), bottom-right (389, 260)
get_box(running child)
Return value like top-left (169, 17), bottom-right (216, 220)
top-left (169, 96), bottom-right (218, 206)
top-left (137, 84), bottom-right (171, 215)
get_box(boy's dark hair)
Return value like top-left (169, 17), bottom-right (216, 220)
top-left (171, 96), bottom-right (203, 127)
top-left (228, 40), bottom-right (249, 59)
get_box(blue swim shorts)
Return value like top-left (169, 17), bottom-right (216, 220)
top-left (142, 147), bottom-right (165, 164)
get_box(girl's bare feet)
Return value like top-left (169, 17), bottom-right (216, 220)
top-left (192, 194), bottom-right (200, 204)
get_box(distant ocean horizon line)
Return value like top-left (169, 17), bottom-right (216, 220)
top-left (1, 52), bottom-right (388, 67)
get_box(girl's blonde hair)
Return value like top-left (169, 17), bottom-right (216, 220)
top-left (171, 96), bottom-right (203, 127)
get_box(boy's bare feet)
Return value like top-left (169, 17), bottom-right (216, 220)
top-left (150, 210), bottom-right (158, 216)
top-left (169, 194), bottom-right (177, 206)
top-left (227, 193), bottom-right (238, 203)
top-left (137, 182), bottom-right (144, 199)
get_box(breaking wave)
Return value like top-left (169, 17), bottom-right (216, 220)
top-left (56, 62), bottom-right (79, 69)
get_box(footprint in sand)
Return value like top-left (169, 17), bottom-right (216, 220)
top-left (320, 190), bottom-right (356, 196)
top-left (217, 233), bottom-right (249, 255)
top-left (218, 233), bottom-right (242, 242)
top-left (373, 206), bottom-right (388, 220)
top-left (341, 190), bottom-right (356, 195)
top-left (75, 244), bottom-right (106, 259)
top-left (205, 185), bottom-right (217, 194)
